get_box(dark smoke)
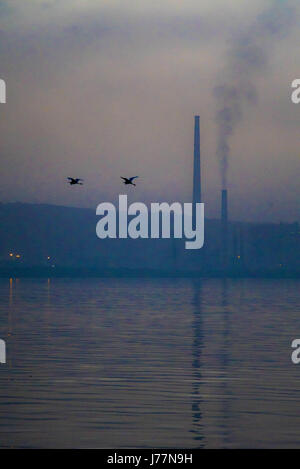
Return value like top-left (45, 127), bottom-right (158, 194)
top-left (215, 0), bottom-right (295, 189)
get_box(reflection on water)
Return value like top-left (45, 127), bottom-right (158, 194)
top-left (190, 279), bottom-right (204, 446)
top-left (0, 277), bottom-right (300, 448)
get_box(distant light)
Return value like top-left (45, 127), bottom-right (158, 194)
top-left (47, 256), bottom-right (51, 260)
top-left (237, 255), bottom-right (241, 259)
top-left (16, 254), bottom-right (21, 258)
top-left (9, 253), bottom-right (13, 257)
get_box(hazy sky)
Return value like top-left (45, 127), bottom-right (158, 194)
top-left (0, 0), bottom-right (299, 222)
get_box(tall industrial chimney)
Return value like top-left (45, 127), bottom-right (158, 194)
top-left (221, 189), bottom-right (228, 270)
top-left (193, 116), bottom-right (201, 205)
top-left (221, 189), bottom-right (228, 226)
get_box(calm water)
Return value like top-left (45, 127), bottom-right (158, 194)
top-left (0, 277), bottom-right (300, 448)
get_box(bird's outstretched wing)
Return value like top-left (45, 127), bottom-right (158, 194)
top-left (120, 177), bottom-right (127, 181)
top-left (67, 177), bottom-right (74, 181)
top-left (129, 176), bottom-right (139, 182)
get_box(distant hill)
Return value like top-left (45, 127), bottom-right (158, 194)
top-left (0, 202), bottom-right (189, 271)
top-left (0, 202), bottom-right (299, 277)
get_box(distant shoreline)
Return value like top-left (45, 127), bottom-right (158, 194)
top-left (0, 266), bottom-right (299, 279)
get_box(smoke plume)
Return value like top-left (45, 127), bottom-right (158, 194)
top-left (215, 0), bottom-right (295, 189)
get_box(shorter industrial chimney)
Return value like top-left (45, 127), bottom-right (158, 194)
top-left (193, 115), bottom-right (201, 205)
top-left (221, 189), bottom-right (228, 270)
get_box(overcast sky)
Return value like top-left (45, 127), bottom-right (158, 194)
top-left (0, 0), bottom-right (299, 222)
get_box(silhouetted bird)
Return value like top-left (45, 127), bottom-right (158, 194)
top-left (120, 176), bottom-right (139, 186)
top-left (67, 178), bottom-right (83, 185)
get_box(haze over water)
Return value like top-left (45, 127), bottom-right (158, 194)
top-left (1, 1), bottom-right (300, 223)
top-left (0, 277), bottom-right (299, 448)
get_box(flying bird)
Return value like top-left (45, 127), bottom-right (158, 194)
top-left (67, 177), bottom-right (83, 185)
top-left (120, 176), bottom-right (139, 186)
